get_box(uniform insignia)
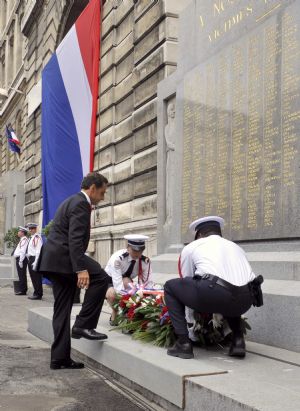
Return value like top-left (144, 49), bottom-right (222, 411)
top-left (141, 255), bottom-right (149, 263)
top-left (120, 252), bottom-right (129, 260)
top-left (114, 260), bottom-right (121, 269)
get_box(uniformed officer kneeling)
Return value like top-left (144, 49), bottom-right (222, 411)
top-left (105, 234), bottom-right (153, 325)
top-left (165, 216), bottom-right (263, 359)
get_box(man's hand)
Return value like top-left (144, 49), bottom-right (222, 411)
top-left (19, 261), bottom-right (23, 268)
top-left (122, 277), bottom-right (133, 289)
top-left (77, 270), bottom-right (90, 289)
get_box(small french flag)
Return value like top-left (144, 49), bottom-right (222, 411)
top-left (6, 124), bottom-right (21, 155)
top-left (41, 0), bottom-right (100, 226)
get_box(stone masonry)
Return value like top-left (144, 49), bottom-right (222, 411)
top-left (0, 0), bottom-right (191, 262)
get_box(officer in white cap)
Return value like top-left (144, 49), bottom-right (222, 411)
top-left (164, 216), bottom-right (260, 359)
top-left (13, 226), bottom-right (29, 295)
top-left (26, 223), bottom-right (43, 300)
top-left (105, 234), bottom-right (153, 324)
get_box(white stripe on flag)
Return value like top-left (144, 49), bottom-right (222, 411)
top-left (56, 26), bottom-right (92, 176)
top-left (10, 130), bottom-right (20, 143)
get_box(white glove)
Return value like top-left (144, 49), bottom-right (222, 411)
top-left (32, 262), bottom-right (37, 271)
top-left (19, 261), bottom-right (23, 268)
top-left (188, 323), bottom-right (199, 342)
top-left (209, 313), bottom-right (224, 329)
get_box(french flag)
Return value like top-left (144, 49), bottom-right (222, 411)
top-left (41, 0), bottom-right (100, 226)
top-left (6, 124), bottom-right (21, 154)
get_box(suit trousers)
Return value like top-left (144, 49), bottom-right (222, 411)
top-left (164, 276), bottom-right (252, 337)
top-left (28, 256), bottom-right (43, 297)
top-left (16, 257), bottom-right (28, 293)
top-left (47, 256), bottom-right (109, 361)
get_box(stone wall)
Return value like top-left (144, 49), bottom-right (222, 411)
top-left (91, 0), bottom-right (191, 265)
top-left (1, 0), bottom-right (191, 263)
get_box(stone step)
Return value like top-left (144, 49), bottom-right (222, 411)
top-left (247, 251), bottom-right (300, 280)
top-left (152, 252), bottom-right (300, 280)
top-left (246, 279), bottom-right (300, 352)
top-left (28, 306), bottom-right (300, 411)
top-left (151, 253), bottom-right (178, 274)
top-left (151, 273), bottom-right (300, 353)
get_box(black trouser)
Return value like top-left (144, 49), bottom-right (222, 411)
top-left (47, 256), bottom-right (109, 361)
top-left (16, 257), bottom-right (28, 293)
top-left (164, 276), bottom-right (252, 337)
top-left (28, 256), bottom-right (43, 298)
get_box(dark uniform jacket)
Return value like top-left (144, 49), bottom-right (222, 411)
top-left (38, 192), bottom-right (91, 274)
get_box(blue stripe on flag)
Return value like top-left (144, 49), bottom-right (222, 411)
top-left (42, 54), bottom-right (83, 226)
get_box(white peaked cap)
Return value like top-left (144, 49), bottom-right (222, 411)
top-left (18, 226), bottom-right (28, 232)
top-left (189, 216), bottom-right (225, 232)
top-left (124, 234), bottom-right (149, 250)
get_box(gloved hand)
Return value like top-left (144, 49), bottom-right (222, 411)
top-left (19, 261), bottom-right (23, 268)
top-left (209, 313), bottom-right (223, 329)
top-left (188, 322), bottom-right (199, 342)
top-left (32, 262), bottom-right (37, 271)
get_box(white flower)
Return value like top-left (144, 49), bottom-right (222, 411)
top-left (136, 289), bottom-right (144, 298)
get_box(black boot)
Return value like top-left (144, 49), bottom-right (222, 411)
top-left (229, 335), bottom-right (246, 358)
top-left (167, 338), bottom-right (194, 359)
top-left (226, 316), bottom-right (246, 358)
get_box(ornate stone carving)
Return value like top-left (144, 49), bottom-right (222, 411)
top-left (164, 98), bottom-right (176, 225)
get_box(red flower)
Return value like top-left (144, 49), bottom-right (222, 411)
top-left (156, 296), bottom-right (163, 305)
top-left (160, 306), bottom-right (168, 317)
top-left (141, 320), bottom-right (149, 330)
top-left (127, 306), bottom-right (136, 320)
top-left (119, 294), bottom-right (131, 309)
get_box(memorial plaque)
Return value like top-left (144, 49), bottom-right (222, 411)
top-left (180, 0), bottom-right (300, 241)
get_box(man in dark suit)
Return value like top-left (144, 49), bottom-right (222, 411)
top-left (38, 172), bottom-right (110, 370)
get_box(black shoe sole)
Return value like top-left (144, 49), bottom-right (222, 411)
top-left (50, 364), bottom-right (85, 370)
top-left (229, 349), bottom-right (246, 358)
top-left (71, 333), bottom-right (82, 339)
top-left (71, 332), bottom-right (107, 341)
top-left (167, 351), bottom-right (194, 359)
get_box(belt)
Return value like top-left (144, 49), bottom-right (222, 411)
top-left (199, 274), bottom-right (250, 294)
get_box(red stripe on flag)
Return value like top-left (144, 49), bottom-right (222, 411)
top-left (178, 255), bottom-right (183, 278)
top-left (75, 0), bottom-right (101, 171)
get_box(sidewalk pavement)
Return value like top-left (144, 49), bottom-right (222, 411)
top-left (0, 285), bottom-right (155, 411)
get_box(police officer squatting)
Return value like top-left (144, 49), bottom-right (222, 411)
top-left (105, 234), bottom-right (153, 325)
top-left (164, 216), bottom-right (263, 359)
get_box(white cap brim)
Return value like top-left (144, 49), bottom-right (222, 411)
top-left (189, 216), bottom-right (224, 232)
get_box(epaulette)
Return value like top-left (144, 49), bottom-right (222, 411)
top-left (120, 251), bottom-right (129, 260)
top-left (141, 255), bottom-right (150, 263)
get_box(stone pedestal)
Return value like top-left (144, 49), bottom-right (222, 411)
top-left (156, 0), bottom-right (300, 354)
top-left (157, 0), bottom-right (300, 253)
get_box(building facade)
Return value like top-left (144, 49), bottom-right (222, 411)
top-left (0, 0), bottom-right (190, 260)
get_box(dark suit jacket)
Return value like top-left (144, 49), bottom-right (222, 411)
top-left (39, 192), bottom-right (91, 274)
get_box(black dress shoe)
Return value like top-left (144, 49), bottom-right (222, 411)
top-left (71, 327), bottom-right (108, 340)
top-left (28, 295), bottom-right (42, 300)
top-left (229, 335), bottom-right (246, 358)
top-left (15, 291), bottom-right (27, 296)
top-left (167, 340), bottom-right (194, 359)
top-left (50, 359), bottom-right (85, 370)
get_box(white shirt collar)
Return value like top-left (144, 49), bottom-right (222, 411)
top-left (81, 190), bottom-right (91, 205)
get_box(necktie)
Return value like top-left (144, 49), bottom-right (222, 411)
top-left (123, 259), bottom-right (136, 278)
